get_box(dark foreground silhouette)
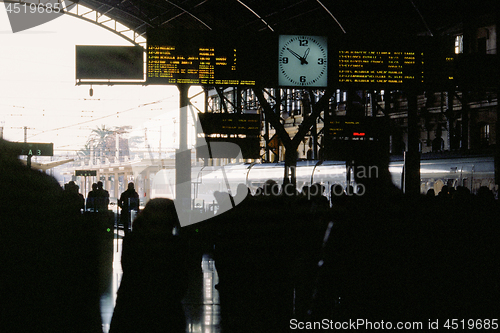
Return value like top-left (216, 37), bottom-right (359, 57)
top-left (0, 139), bottom-right (102, 333)
top-left (200, 179), bottom-right (500, 332)
top-left (109, 198), bottom-right (188, 333)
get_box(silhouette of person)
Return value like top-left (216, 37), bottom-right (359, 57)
top-left (233, 183), bottom-right (250, 205)
top-left (118, 182), bottom-right (139, 233)
top-left (86, 183), bottom-right (98, 211)
top-left (477, 186), bottom-right (495, 204)
top-left (95, 181), bottom-right (110, 212)
top-left (262, 179), bottom-right (280, 197)
top-left (63, 181), bottom-right (85, 215)
top-left (432, 128), bottom-right (445, 152)
top-left (109, 198), bottom-right (188, 333)
top-left (213, 190), bottom-right (233, 215)
top-left (0, 139), bottom-right (102, 332)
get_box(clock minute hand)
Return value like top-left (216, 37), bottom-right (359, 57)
top-left (287, 48), bottom-right (308, 64)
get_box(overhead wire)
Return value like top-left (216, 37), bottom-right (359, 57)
top-left (28, 98), bottom-right (172, 139)
top-left (408, 0), bottom-right (433, 36)
top-left (237, 0), bottom-right (275, 32)
top-left (316, 0), bottom-right (346, 34)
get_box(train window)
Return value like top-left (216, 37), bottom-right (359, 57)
top-left (433, 179), bottom-right (444, 195)
top-left (420, 183), bottom-right (427, 194)
top-left (480, 124), bottom-right (490, 146)
top-left (455, 35), bottom-right (463, 54)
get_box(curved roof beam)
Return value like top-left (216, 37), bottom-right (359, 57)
top-left (64, 0), bottom-right (148, 48)
top-left (159, 0), bottom-right (212, 30)
top-left (3, 1), bottom-right (150, 47)
top-left (316, 0), bottom-right (346, 34)
top-left (408, 0), bottom-right (433, 36)
top-left (63, 2), bottom-right (148, 47)
top-left (237, 0), bottom-right (275, 32)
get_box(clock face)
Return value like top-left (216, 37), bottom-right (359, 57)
top-left (278, 35), bottom-right (328, 87)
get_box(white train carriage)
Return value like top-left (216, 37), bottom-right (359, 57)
top-left (150, 154), bottom-right (496, 210)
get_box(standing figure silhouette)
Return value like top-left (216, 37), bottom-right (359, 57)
top-left (109, 198), bottom-right (188, 333)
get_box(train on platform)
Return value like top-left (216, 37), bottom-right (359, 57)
top-left (150, 153), bottom-right (496, 210)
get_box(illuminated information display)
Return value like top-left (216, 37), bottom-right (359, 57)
top-left (75, 170), bottom-right (97, 177)
top-left (326, 117), bottom-right (381, 141)
top-left (197, 113), bottom-right (261, 159)
top-left (9, 142), bottom-right (53, 156)
top-left (198, 113), bottom-right (260, 136)
top-left (147, 29), bottom-right (256, 86)
top-left (337, 50), bottom-right (423, 87)
top-left (323, 116), bottom-right (386, 160)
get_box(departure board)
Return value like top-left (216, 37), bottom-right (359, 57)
top-left (196, 112), bottom-right (261, 159)
top-left (323, 116), bottom-right (387, 160)
top-left (198, 113), bottom-right (260, 136)
top-left (76, 46), bottom-right (144, 80)
top-left (326, 116), bottom-right (382, 141)
top-left (337, 50), bottom-right (423, 87)
top-left (147, 29), bottom-right (257, 86)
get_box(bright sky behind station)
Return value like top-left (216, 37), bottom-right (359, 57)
top-left (0, 6), bottom-right (202, 158)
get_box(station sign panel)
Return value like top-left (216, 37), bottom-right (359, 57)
top-left (76, 46), bottom-right (144, 80)
top-left (196, 112), bottom-right (261, 159)
top-left (146, 28), bottom-right (273, 86)
top-left (336, 50), bottom-right (423, 88)
top-left (328, 36), bottom-right (422, 89)
top-left (273, 34), bottom-right (461, 89)
top-left (197, 112), bottom-right (260, 136)
top-left (326, 116), bottom-right (383, 141)
top-left (323, 116), bottom-right (387, 160)
top-left (74, 34), bottom-right (462, 90)
top-left (9, 142), bottom-right (54, 156)
top-left (196, 137), bottom-right (261, 159)
top-left (331, 36), bottom-right (463, 89)
top-left (75, 170), bottom-right (97, 177)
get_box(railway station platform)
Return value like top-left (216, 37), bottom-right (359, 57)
top-left (78, 192), bottom-right (500, 333)
top-left (100, 229), bottom-right (222, 333)
top-left (2, 188), bottom-right (499, 332)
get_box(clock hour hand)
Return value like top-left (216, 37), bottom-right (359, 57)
top-left (303, 48), bottom-right (310, 62)
top-left (287, 48), bottom-right (308, 65)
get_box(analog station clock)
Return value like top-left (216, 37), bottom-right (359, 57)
top-left (278, 35), bottom-right (328, 87)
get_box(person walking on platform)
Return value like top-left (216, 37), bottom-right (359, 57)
top-left (86, 183), bottom-right (98, 211)
top-left (118, 182), bottom-right (139, 233)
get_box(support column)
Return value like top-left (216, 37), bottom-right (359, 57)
top-left (114, 172), bottom-right (119, 199)
top-left (495, 10), bottom-right (500, 187)
top-left (496, 89), bottom-right (500, 187)
top-left (106, 173), bottom-right (112, 199)
top-left (311, 92), bottom-right (318, 160)
top-left (461, 4), bottom-right (474, 152)
top-left (176, 84), bottom-right (191, 213)
top-left (312, 122), bottom-right (318, 160)
top-left (447, 90), bottom-right (455, 150)
top-left (461, 91), bottom-right (470, 150)
top-left (405, 91), bottom-right (421, 195)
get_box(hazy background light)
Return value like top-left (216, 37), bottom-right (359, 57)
top-left (0, 6), bottom-right (202, 158)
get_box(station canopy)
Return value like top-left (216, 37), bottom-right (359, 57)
top-left (76, 0), bottom-right (495, 41)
